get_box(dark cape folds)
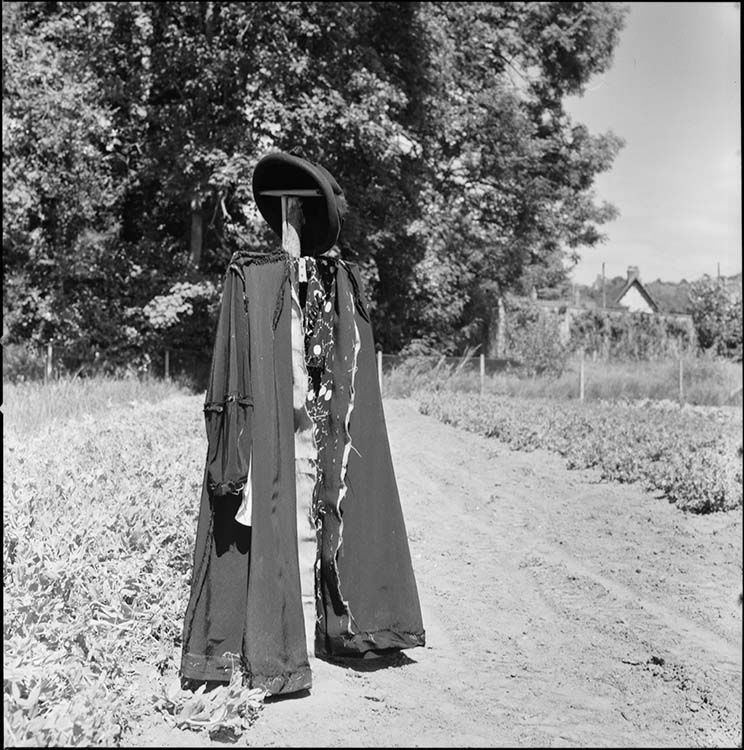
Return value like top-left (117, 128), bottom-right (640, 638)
top-left (180, 250), bottom-right (425, 695)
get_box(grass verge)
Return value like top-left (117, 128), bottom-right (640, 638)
top-left (384, 354), bottom-right (743, 406)
top-left (2, 375), bottom-right (192, 435)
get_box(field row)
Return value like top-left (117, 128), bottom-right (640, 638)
top-left (3, 376), bottom-right (741, 746)
top-left (3, 394), bottom-right (263, 746)
top-left (417, 391), bottom-right (743, 513)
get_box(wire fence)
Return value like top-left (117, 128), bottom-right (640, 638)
top-left (378, 353), bottom-right (521, 375)
top-left (376, 350), bottom-right (688, 403)
top-left (4, 342), bottom-right (741, 406)
top-left (2, 342), bottom-right (212, 390)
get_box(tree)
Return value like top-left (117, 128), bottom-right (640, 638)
top-left (688, 277), bottom-right (743, 360)
top-left (2, 3), bottom-right (124, 353)
top-left (404, 2), bottom-right (627, 355)
top-left (3, 1), bottom-right (628, 367)
top-left (4, 2), bottom-right (422, 366)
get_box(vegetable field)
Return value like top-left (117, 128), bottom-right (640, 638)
top-left (3, 378), bottom-right (742, 746)
top-left (3, 385), bottom-right (264, 746)
top-left (418, 392), bottom-right (743, 513)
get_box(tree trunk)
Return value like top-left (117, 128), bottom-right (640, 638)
top-left (486, 295), bottom-right (506, 358)
top-left (202, 1), bottom-right (214, 44)
top-left (189, 195), bottom-right (203, 268)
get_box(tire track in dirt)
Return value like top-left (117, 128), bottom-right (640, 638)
top-left (384, 397), bottom-right (742, 748)
top-left (242, 398), bottom-right (741, 747)
top-left (128, 396), bottom-right (742, 747)
top-left (388, 413), bottom-right (656, 747)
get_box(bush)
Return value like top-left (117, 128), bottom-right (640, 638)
top-left (503, 296), bottom-right (570, 376)
top-left (568, 309), bottom-right (694, 360)
top-left (2, 342), bottom-right (47, 383)
top-left (688, 276), bottom-right (742, 360)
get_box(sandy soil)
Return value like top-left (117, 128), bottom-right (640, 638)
top-left (127, 397), bottom-right (742, 748)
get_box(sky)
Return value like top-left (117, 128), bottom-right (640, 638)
top-left (564, 2), bottom-right (741, 286)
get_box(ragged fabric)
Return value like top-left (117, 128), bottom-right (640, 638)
top-left (180, 250), bottom-right (425, 695)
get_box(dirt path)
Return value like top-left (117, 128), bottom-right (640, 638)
top-left (131, 397), bottom-right (742, 748)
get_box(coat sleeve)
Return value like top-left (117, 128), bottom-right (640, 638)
top-left (203, 265), bottom-right (253, 497)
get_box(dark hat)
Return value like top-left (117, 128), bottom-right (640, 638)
top-left (252, 151), bottom-right (345, 256)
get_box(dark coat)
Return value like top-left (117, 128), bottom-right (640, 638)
top-left (180, 249), bottom-right (425, 695)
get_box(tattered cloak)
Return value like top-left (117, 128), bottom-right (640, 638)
top-left (180, 249), bottom-right (425, 695)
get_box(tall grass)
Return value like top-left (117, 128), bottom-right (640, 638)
top-left (383, 353), bottom-right (743, 406)
top-left (2, 374), bottom-right (191, 435)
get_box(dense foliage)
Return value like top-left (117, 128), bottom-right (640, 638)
top-left (502, 295), bottom-right (570, 376)
top-left (418, 391), bottom-right (743, 513)
top-left (567, 308), bottom-right (695, 360)
top-left (3, 1), bottom-right (627, 362)
top-left (3, 388), bottom-right (265, 746)
top-left (495, 296), bottom-right (696, 377)
top-left (576, 273), bottom-right (743, 362)
top-left (688, 276), bottom-right (743, 361)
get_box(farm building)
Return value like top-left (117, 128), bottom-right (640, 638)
top-left (497, 266), bottom-right (696, 358)
top-left (613, 266), bottom-right (659, 313)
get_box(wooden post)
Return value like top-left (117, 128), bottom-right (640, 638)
top-left (279, 192), bottom-right (316, 600)
top-left (281, 194), bottom-right (305, 410)
top-left (579, 347), bottom-right (585, 402)
top-left (479, 353), bottom-right (485, 396)
top-left (281, 195), bottom-right (302, 256)
top-left (45, 343), bottom-right (53, 383)
top-left (678, 352), bottom-right (684, 404)
top-left (377, 349), bottom-right (383, 393)
top-left (495, 296), bottom-right (505, 358)
top-left (488, 294), bottom-right (506, 358)
top-left (164, 349), bottom-right (170, 380)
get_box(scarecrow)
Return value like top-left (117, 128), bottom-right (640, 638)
top-left (180, 151), bottom-right (425, 695)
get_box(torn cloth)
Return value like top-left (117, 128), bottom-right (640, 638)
top-left (180, 250), bottom-right (425, 695)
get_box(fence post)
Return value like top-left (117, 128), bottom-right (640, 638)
top-left (579, 347), bottom-right (585, 402)
top-left (164, 349), bottom-right (170, 380)
top-left (479, 353), bottom-right (485, 396)
top-left (377, 349), bottom-right (383, 394)
top-left (45, 342), bottom-right (53, 383)
top-left (678, 352), bottom-right (684, 404)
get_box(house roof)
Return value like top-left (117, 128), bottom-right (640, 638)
top-left (614, 276), bottom-right (659, 312)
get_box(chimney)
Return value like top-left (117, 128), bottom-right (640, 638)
top-left (627, 266), bottom-right (639, 282)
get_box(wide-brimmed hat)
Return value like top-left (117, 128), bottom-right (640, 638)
top-left (252, 151), bottom-right (344, 256)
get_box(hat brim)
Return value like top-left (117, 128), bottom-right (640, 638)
top-left (252, 152), bottom-right (341, 256)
